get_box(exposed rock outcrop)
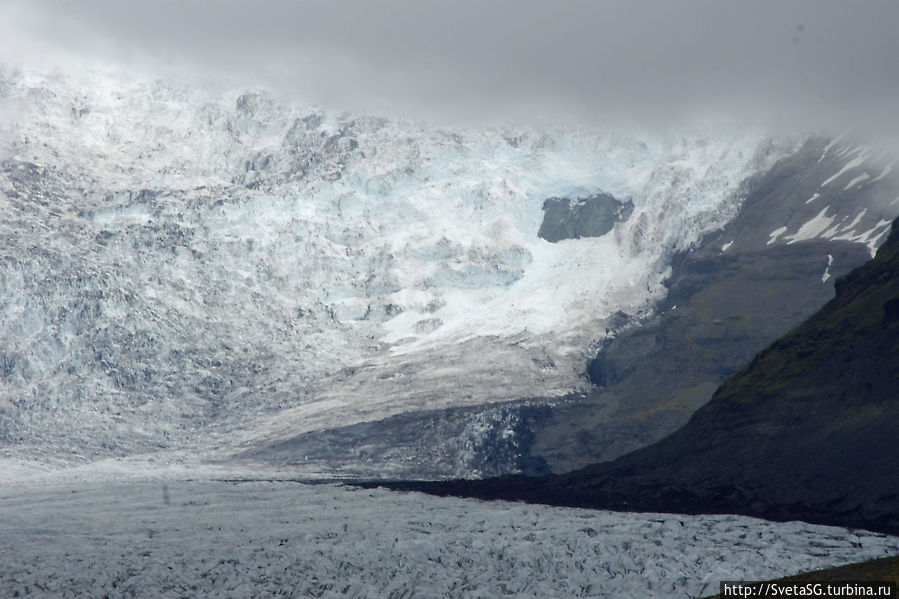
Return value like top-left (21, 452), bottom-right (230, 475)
top-left (537, 193), bottom-right (634, 242)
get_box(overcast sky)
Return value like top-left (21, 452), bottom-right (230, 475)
top-left (2, 0), bottom-right (899, 135)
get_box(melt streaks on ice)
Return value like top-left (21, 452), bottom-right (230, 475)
top-left (1, 480), bottom-right (897, 599)
top-left (844, 208), bottom-right (869, 232)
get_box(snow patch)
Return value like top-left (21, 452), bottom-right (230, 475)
top-left (767, 226), bottom-right (788, 245)
top-left (829, 218), bottom-right (894, 257)
top-left (787, 207), bottom-right (834, 244)
top-left (844, 208), bottom-right (869, 232)
top-left (816, 135), bottom-right (845, 164)
top-left (821, 254), bottom-right (833, 283)
top-left (870, 160), bottom-right (895, 183)
top-left (821, 152), bottom-right (869, 186)
top-left (843, 172), bottom-right (870, 190)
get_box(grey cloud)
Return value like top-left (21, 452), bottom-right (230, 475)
top-left (3, 0), bottom-right (899, 136)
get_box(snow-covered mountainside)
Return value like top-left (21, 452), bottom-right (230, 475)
top-left (1, 65), bottom-right (897, 477)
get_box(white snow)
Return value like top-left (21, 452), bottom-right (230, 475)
top-left (786, 207), bottom-right (835, 244)
top-left (767, 226), bottom-right (788, 245)
top-left (821, 151), bottom-right (869, 186)
top-left (816, 135), bottom-right (845, 164)
top-left (1, 478), bottom-right (896, 599)
top-left (867, 219), bottom-right (896, 256)
top-left (821, 254), bottom-right (833, 283)
top-left (843, 172), bottom-right (870, 190)
top-left (834, 144), bottom-right (866, 160)
top-left (870, 160), bottom-right (895, 183)
top-left (827, 218), bottom-right (894, 258)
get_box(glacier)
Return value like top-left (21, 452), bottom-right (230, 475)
top-left (1, 477), bottom-right (897, 599)
top-left (0, 65), bottom-right (790, 467)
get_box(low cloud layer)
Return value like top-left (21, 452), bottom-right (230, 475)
top-left (3, 0), bottom-right (899, 135)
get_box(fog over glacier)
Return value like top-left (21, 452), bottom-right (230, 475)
top-left (4, 0), bottom-right (899, 135)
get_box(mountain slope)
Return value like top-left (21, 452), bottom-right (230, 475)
top-left (377, 215), bottom-right (899, 535)
top-left (527, 137), bottom-right (895, 472)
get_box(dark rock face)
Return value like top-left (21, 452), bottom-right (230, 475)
top-left (374, 215), bottom-right (899, 536)
top-left (537, 193), bottom-right (634, 242)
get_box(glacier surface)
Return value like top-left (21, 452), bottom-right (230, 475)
top-left (0, 65), bottom-right (789, 467)
top-left (1, 477), bottom-right (897, 599)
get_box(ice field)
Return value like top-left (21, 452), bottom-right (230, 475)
top-left (1, 477), bottom-right (897, 598)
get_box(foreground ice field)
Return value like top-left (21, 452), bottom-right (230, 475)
top-left (1, 478), bottom-right (897, 598)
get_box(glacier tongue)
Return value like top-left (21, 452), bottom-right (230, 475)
top-left (2, 478), bottom-right (897, 599)
top-left (0, 66), bottom-right (788, 465)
